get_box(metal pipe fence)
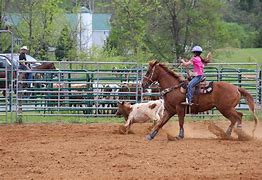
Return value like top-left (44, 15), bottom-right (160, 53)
top-left (0, 61), bottom-right (261, 123)
top-left (0, 30), bottom-right (15, 123)
top-left (15, 61), bottom-right (143, 121)
top-left (0, 65), bottom-right (10, 123)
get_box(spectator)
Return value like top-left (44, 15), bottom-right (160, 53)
top-left (18, 46), bottom-right (33, 87)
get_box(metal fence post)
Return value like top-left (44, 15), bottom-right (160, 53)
top-left (0, 30), bottom-right (14, 123)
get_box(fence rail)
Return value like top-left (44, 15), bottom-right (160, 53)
top-left (0, 61), bottom-right (261, 123)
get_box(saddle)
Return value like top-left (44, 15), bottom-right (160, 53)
top-left (181, 76), bottom-right (213, 114)
top-left (181, 76), bottom-right (213, 95)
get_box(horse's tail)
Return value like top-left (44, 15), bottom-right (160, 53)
top-left (238, 87), bottom-right (258, 136)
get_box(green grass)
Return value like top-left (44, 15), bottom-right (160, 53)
top-left (214, 48), bottom-right (262, 63)
top-left (1, 108), bottom-right (260, 124)
top-left (0, 113), bottom-right (125, 124)
top-left (1, 113), bottom-right (140, 124)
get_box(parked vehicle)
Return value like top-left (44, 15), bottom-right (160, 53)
top-left (0, 54), bottom-right (41, 69)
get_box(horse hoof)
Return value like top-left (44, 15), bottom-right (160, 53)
top-left (146, 134), bottom-right (153, 141)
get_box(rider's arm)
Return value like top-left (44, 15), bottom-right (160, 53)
top-left (180, 59), bottom-right (192, 67)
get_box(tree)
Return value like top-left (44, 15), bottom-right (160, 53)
top-left (108, 0), bottom-right (159, 57)
top-left (222, 0), bottom-right (262, 47)
top-left (109, 0), bottom-right (228, 62)
top-left (55, 25), bottom-right (76, 61)
top-left (0, 0), bottom-right (11, 52)
top-left (151, 0), bottom-right (230, 61)
top-left (9, 0), bottom-right (65, 59)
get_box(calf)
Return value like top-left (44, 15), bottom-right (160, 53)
top-left (116, 99), bottom-right (164, 134)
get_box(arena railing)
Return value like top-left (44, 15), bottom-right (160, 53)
top-left (0, 61), bottom-right (260, 123)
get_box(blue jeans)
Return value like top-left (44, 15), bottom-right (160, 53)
top-left (19, 64), bottom-right (33, 87)
top-left (27, 72), bottom-right (33, 87)
top-left (187, 75), bottom-right (204, 103)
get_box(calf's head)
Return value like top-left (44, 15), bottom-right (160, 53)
top-left (115, 101), bottom-right (132, 119)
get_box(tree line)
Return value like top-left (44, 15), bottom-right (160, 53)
top-left (0, 0), bottom-right (261, 62)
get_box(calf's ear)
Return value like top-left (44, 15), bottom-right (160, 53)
top-left (149, 103), bottom-right (157, 109)
top-left (117, 100), bottom-right (121, 104)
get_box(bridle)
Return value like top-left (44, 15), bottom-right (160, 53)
top-left (143, 62), bottom-right (185, 96)
top-left (143, 64), bottom-right (156, 87)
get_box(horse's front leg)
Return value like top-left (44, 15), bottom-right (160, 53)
top-left (146, 110), bottom-right (173, 141)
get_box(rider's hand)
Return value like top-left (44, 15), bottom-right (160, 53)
top-left (180, 59), bottom-right (185, 63)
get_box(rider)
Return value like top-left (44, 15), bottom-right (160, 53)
top-left (180, 45), bottom-right (205, 106)
top-left (18, 46), bottom-right (33, 88)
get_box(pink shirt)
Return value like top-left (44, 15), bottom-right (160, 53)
top-left (192, 56), bottom-right (204, 76)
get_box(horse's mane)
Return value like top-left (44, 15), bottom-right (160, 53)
top-left (149, 60), bottom-right (184, 82)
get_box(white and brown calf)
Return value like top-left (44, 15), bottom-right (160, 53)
top-left (116, 99), bottom-right (164, 133)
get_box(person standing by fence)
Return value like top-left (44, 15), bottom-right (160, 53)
top-left (18, 46), bottom-right (33, 88)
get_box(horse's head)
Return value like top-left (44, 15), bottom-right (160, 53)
top-left (142, 60), bottom-right (159, 89)
top-left (50, 63), bottom-right (56, 70)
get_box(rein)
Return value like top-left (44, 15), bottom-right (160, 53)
top-left (160, 82), bottom-right (184, 96)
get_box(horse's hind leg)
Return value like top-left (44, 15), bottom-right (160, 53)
top-left (219, 109), bottom-right (242, 138)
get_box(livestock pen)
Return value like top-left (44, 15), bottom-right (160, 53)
top-left (0, 61), bottom-right (261, 123)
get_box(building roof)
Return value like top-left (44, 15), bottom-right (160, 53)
top-left (80, 6), bottom-right (92, 13)
top-left (65, 14), bottom-right (78, 28)
top-left (92, 14), bottom-right (111, 31)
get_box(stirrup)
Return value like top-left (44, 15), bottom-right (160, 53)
top-left (181, 98), bottom-right (193, 106)
top-left (181, 102), bottom-right (194, 106)
top-left (181, 98), bottom-right (189, 105)
top-left (181, 101), bottom-right (189, 105)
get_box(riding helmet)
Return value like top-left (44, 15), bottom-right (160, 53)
top-left (191, 46), bottom-right (203, 53)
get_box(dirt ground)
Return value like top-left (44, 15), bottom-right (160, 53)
top-left (1, 120), bottom-right (262, 180)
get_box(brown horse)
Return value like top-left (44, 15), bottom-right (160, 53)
top-left (0, 62), bottom-right (56, 96)
top-left (142, 60), bottom-right (258, 140)
top-left (33, 62), bottom-right (56, 70)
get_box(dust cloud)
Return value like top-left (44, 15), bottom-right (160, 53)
top-left (163, 120), bottom-right (262, 141)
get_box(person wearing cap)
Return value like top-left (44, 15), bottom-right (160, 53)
top-left (180, 45), bottom-right (205, 106)
top-left (19, 46), bottom-right (33, 88)
top-left (19, 46), bottom-right (28, 62)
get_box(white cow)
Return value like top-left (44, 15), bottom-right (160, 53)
top-left (116, 99), bottom-right (164, 134)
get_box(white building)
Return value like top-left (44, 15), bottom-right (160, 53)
top-left (4, 7), bottom-right (112, 51)
top-left (68, 7), bottom-right (111, 51)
